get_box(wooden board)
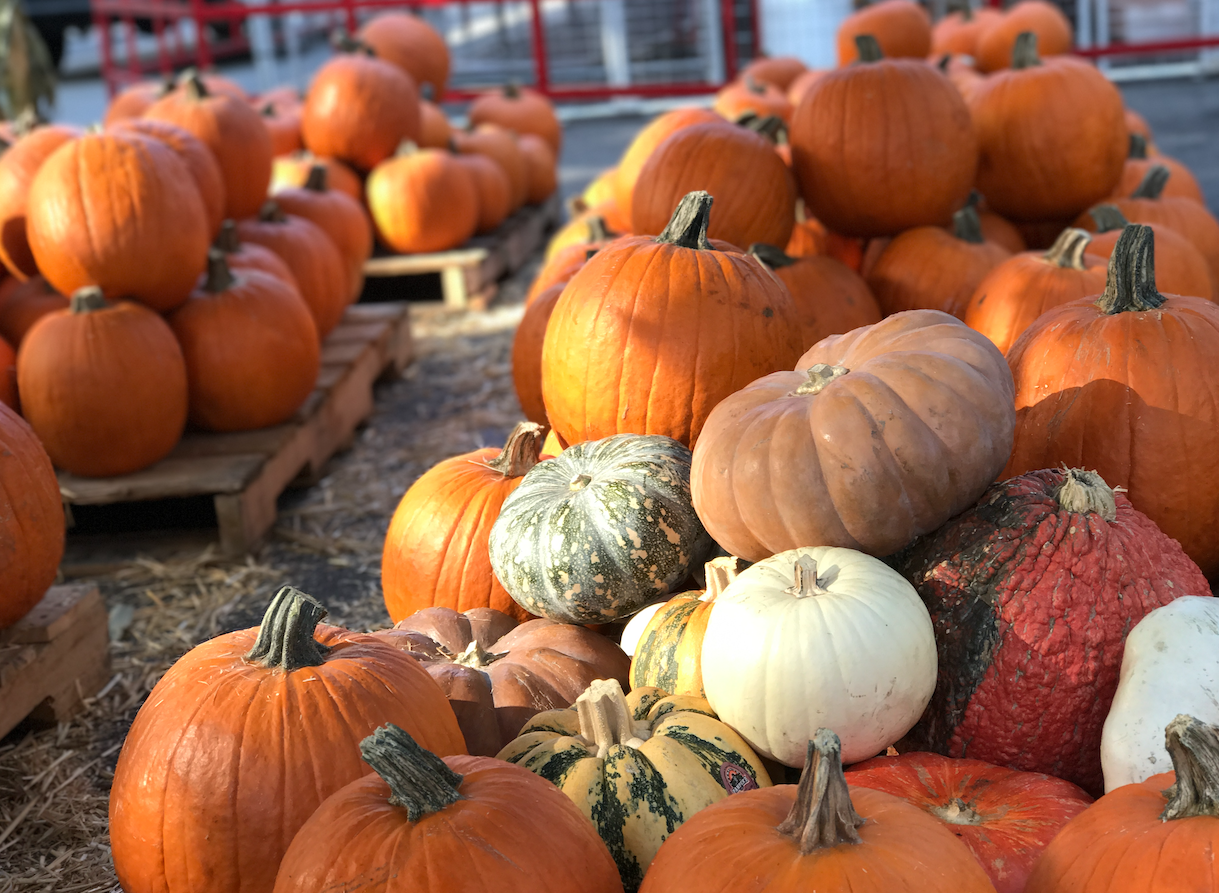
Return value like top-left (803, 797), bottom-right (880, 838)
top-left (0, 584), bottom-right (111, 740)
top-left (362, 194), bottom-right (562, 309)
top-left (55, 303), bottom-right (414, 556)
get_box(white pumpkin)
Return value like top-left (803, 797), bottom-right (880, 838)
top-left (700, 546), bottom-right (937, 767)
top-left (619, 600), bottom-right (667, 657)
top-left (1101, 595), bottom-right (1219, 793)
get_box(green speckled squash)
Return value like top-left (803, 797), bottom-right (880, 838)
top-left (488, 433), bottom-right (712, 624)
top-left (496, 679), bottom-right (770, 892)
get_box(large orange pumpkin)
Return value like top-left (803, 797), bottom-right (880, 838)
top-left (837, 0), bottom-right (933, 64)
top-left (367, 144), bottom-right (479, 254)
top-left (530, 238), bottom-right (606, 303)
top-left (144, 74), bottom-right (273, 220)
top-left (512, 284), bottom-right (564, 425)
top-left (631, 121), bottom-right (796, 250)
top-left (0, 124), bottom-right (79, 280)
top-left (975, 0), bottom-right (1073, 73)
top-left (612, 107), bottom-right (725, 226)
top-left (1004, 224), bottom-right (1219, 578)
top-left (18, 289), bottom-right (188, 477)
top-left (964, 228), bottom-right (1109, 354)
top-left (969, 33), bottom-right (1127, 222)
top-left (357, 12), bottom-right (450, 95)
top-left (27, 132), bottom-right (209, 313)
top-left (0, 400), bottom-right (64, 628)
top-left (0, 275), bottom-right (66, 347)
top-left (469, 84), bottom-right (562, 156)
top-left (542, 191), bottom-right (804, 448)
top-left (1079, 206), bottom-right (1213, 300)
top-left (790, 36), bottom-right (977, 238)
top-left (382, 422), bottom-right (545, 624)
top-left (109, 587), bottom-right (466, 893)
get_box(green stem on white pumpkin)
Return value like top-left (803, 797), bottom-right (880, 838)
top-left (1095, 224), bottom-right (1165, 314)
top-left (215, 220), bottom-right (241, 254)
top-left (1011, 31), bottom-right (1040, 69)
top-left (69, 287), bottom-right (108, 314)
top-left (259, 200), bottom-right (288, 223)
top-left (748, 243), bottom-right (797, 270)
top-left (854, 35), bottom-right (884, 63)
top-left (1131, 164), bottom-right (1170, 200)
top-left (703, 556), bottom-right (745, 600)
top-left (576, 679), bottom-right (650, 757)
top-left (304, 164), bottom-right (329, 192)
top-left (484, 421), bottom-right (545, 477)
top-left (1161, 714), bottom-right (1219, 820)
top-left (360, 724), bottom-right (465, 821)
top-left (794, 364), bottom-right (850, 397)
top-left (1128, 133), bottom-right (1149, 160)
top-left (1044, 229), bottom-right (1093, 270)
top-left (204, 249), bottom-right (237, 294)
top-left (952, 206), bottom-right (985, 245)
top-left (245, 586), bottom-right (331, 670)
top-left (1087, 204), bottom-right (1130, 234)
top-left (1054, 468), bottom-right (1117, 522)
top-left (776, 730), bottom-right (865, 853)
top-left (786, 556), bottom-right (832, 598)
top-left (655, 191), bottom-right (714, 251)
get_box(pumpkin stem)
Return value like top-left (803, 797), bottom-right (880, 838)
top-left (785, 556), bottom-right (832, 598)
top-left (702, 556), bottom-right (745, 600)
top-left (777, 730), bottom-right (865, 854)
top-left (331, 28), bottom-right (375, 56)
top-left (204, 249), bottom-right (236, 294)
top-left (483, 421), bottom-right (545, 477)
top-left (1162, 714), bottom-right (1219, 820)
top-left (1012, 31), bottom-right (1040, 69)
top-left (794, 364), bottom-right (850, 396)
top-left (569, 473), bottom-right (593, 491)
top-left (451, 639), bottom-right (507, 669)
top-left (655, 191), bottom-right (713, 251)
top-left (1095, 224), bottom-right (1165, 314)
top-left (952, 206), bottom-right (985, 245)
top-left (748, 243), bottom-right (798, 269)
top-left (182, 72), bottom-right (209, 101)
top-left (215, 219), bottom-right (240, 253)
top-left (304, 164), bottom-right (328, 192)
top-left (586, 215), bottom-right (610, 244)
top-left (245, 586), bottom-right (331, 670)
top-left (1054, 468), bottom-right (1118, 522)
top-left (258, 200), bottom-right (288, 223)
top-left (359, 724), bottom-right (464, 821)
top-left (575, 679), bottom-right (650, 757)
top-left (740, 113), bottom-right (788, 146)
top-left (1044, 229), bottom-right (1094, 270)
top-left (1087, 204), bottom-right (1130, 234)
top-left (929, 798), bottom-right (985, 826)
top-left (69, 287), bottom-right (108, 314)
top-left (503, 81), bottom-right (521, 99)
top-left (1128, 133), bottom-right (1149, 160)
top-left (420, 82), bottom-right (435, 102)
top-left (795, 197), bottom-right (809, 225)
top-left (1131, 164), bottom-right (1170, 200)
top-left (395, 140), bottom-right (421, 158)
top-left (854, 35), bottom-right (884, 63)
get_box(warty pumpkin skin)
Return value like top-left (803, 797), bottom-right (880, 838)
top-left (969, 33), bottom-right (1127, 222)
top-left (612, 107), bottom-right (725, 225)
top-left (499, 680), bottom-right (771, 892)
top-left (512, 282), bottom-right (563, 424)
top-left (18, 289), bottom-right (188, 477)
top-left (847, 752), bottom-right (1093, 893)
top-left (1025, 715), bottom-right (1219, 893)
top-left (836, 0), bottom-right (933, 64)
top-left (790, 37), bottom-right (977, 238)
top-left (1003, 226), bottom-right (1219, 579)
top-left (691, 309), bottom-right (1015, 561)
top-left (382, 422), bottom-right (545, 625)
top-left (890, 467), bottom-right (1205, 794)
top-left (272, 725), bottom-right (623, 893)
top-left (638, 730), bottom-right (998, 893)
top-left (356, 12), bottom-right (450, 95)
top-left (0, 124), bottom-right (79, 280)
top-left (374, 606), bottom-right (631, 755)
top-left (489, 432), bottom-right (712, 624)
top-left (542, 192), bottom-right (803, 448)
top-left (145, 75), bottom-right (273, 220)
top-left (963, 228), bottom-right (1109, 354)
top-left (1080, 206), bottom-right (1213, 299)
top-left (469, 84), bottom-right (562, 155)
top-left (0, 400), bottom-right (64, 629)
top-left (167, 252), bottom-right (319, 432)
top-left (630, 121), bottom-right (796, 250)
top-left (0, 275), bottom-right (66, 347)
top-left (26, 132), bottom-right (210, 313)
top-left (109, 588), bottom-right (466, 893)
top-left (974, 0), bottom-right (1073, 73)
top-left (367, 144), bottom-right (479, 253)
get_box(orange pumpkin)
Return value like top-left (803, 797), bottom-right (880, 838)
top-left (529, 239), bottom-right (605, 304)
top-left (367, 144), bottom-right (478, 254)
top-left (544, 212), bottom-right (614, 263)
top-left (213, 220), bottom-right (300, 292)
top-left (963, 228), bottom-right (1109, 354)
top-left (0, 124), bottom-right (80, 279)
top-left (418, 98), bottom-right (452, 149)
top-left (713, 77), bottom-right (793, 124)
top-left (454, 151), bottom-right (512, 234)
top-left (1079, 206), bottom-right (1213, 300)
top-left (741, 55), bottom-right (807, 91)
top-left (978, 208), bottom-right (1029, 253)
top-left (18, 289), bottom-right (188, 477)
top-left (785, 201), bottom-right (825, 257)
top-left (167, 252), bottom-right (319, 432)
top-left (102, 78), bottom-right (169, 125)
top-left (790, 37), bottom-right (977, 238)
top-left (512, 283), bottom-right (564, 424)
top-left (1125, 108), bottom-right (1153, 143)
top-left (785, 68), bottom-right (825, 106)
top-left (357, 11), bottom-right (450, 95)
top-left (382, 422), bottom-right (546, 624)
top-left (931, 4), bottom-right (1002, 56)
top-left (260, 101), bottom-right (303, 157)
top-left (469, 84), bottom-right (562, 156)
top-left (455, 124), bottom-right (528, 211)
top-left (272, 151), bottom-right (363, 202)
top-left (612, 107), bottom-right (725, 225)
top-left (975, 0), bottom-right (1073, 73)
top-left (517, 133), bottom-right (558, 205)
top-left (145, 74), bottom-right (273, 220)
top-left (1114, 134), bottom-right (1204, 204)
top-left (0, 275), bottom-right (66, 347)
top-left (837, 0), bottom-right (932, 64)
top-left (0, 333), bottom-right (13, 408)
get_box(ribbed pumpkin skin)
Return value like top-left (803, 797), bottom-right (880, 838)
top-left (301, 55), bottom-right (421, 172)
top-left (631, 123), bottom-right (796, 249)
top-left (111, 119), bottom-right (226, 237)
top-left (455, 152), bottom-right (512, 234)
top-left (1004, 294), bottom-right (1219, 579)
top-left (499, 686), bottom-right (771, 892)
top-left (0, 125), bottom-right (79, 279)
top-left (0, 275), bottom-right (66, 347)
top-left (969, 57), bottom-right (1126, 222)
top-left (145, 82), bottom-right (273, 220)
top-left (541, 235), bottom-right (803, 448)
top-left (890, 469), bottom-right (1204, 794)
top-left (367, 149), bottom-right (478, 253)
top-left (613, 108), bottom-right (725, 225)
top-left (273, 180), bottom-right (372, 303)
top-left (790, 59), bottom-right (977, 238)
top-left (455, 125), bottom-right (528, 210)
top-left (847, 753), bottom-right (1093, 893)
top-left (167, 267), bottom-right (320, 432)
top-left (1099, 194), bottom-right (1219, 290)
top-left (836, 0), bottom-right (932, 64)
top-left (0, 401), bottom-right (64, 628)
top-left (272, 756), bottom-right (623, 893)
top-left (690, 310), bottom-right (1015, 562)
top-left (18, 299), bottom-right (188, 477)
top-left (512, 282), bottom-right (563, 424)
top-left (109, 621), bottom-right (466, 893)
top-left (489, 435), bottom-right (712, 624)
top-left (26, 134), bottom-right (209, 313)
top-left (470, 86), bottom-right (562, 155)
top-left (762, 253), bottom-right (881, 350)
top-left (866, 226), bottom-right (1012, 319)
top-left (1083, 222), bottom-right (1213, 300)
top-left (272, 153), bottom-right (363, 202)
top-left (357, 11), bottom-right (450, 95)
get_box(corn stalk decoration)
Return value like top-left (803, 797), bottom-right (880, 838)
top-left (0, 0), bottom-right (56, 125)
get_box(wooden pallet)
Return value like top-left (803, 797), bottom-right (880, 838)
top-left (362, 194), bottom-right (562, 309)
top-left (55, 303), bottom-right (414, 556)
top-left (0, 585), bottom-right (111, 740)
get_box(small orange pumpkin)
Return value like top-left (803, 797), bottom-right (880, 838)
top-left (102, 79), bottom-right (169, 125)
top-left (837, 0), bottom-right (932, 64)
top-left (357, 12), bottom-right (450, 95)
top-left (741, 56), bottom-right (807, 91)
top-left (1114, 134), bottom-right (1204, 205)
top-left (975, 0), bottom-right (1073, 73)
top-left (0, 124), bottom-right (80, 280)
top-left (454, 151), bottom-right (512, 234)
top-left (0, 275), bottom-right (66, 348)
top-left (517, 133), bottom-right (558, 205)
top-left (1079, 205), bottom-right (1214, 300)
top-left (469, 83), bottom-right (562, 156)
top-left (272, 151), bottom-right (364, 202)
top-left (260, 100), bottom-right (303, 157)
top-left (418, 98), bottom-right (453, 149)
top-left (455, 124), bottom-right (528, 211)
top-left (931, 4), bottom-right (1003, 56)
top-left (714, 77), bottom-right (793, 124)
top-left (213, 220), bottom-right (300, 292)
top-left (367, 144), bottom-right (478, 254)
